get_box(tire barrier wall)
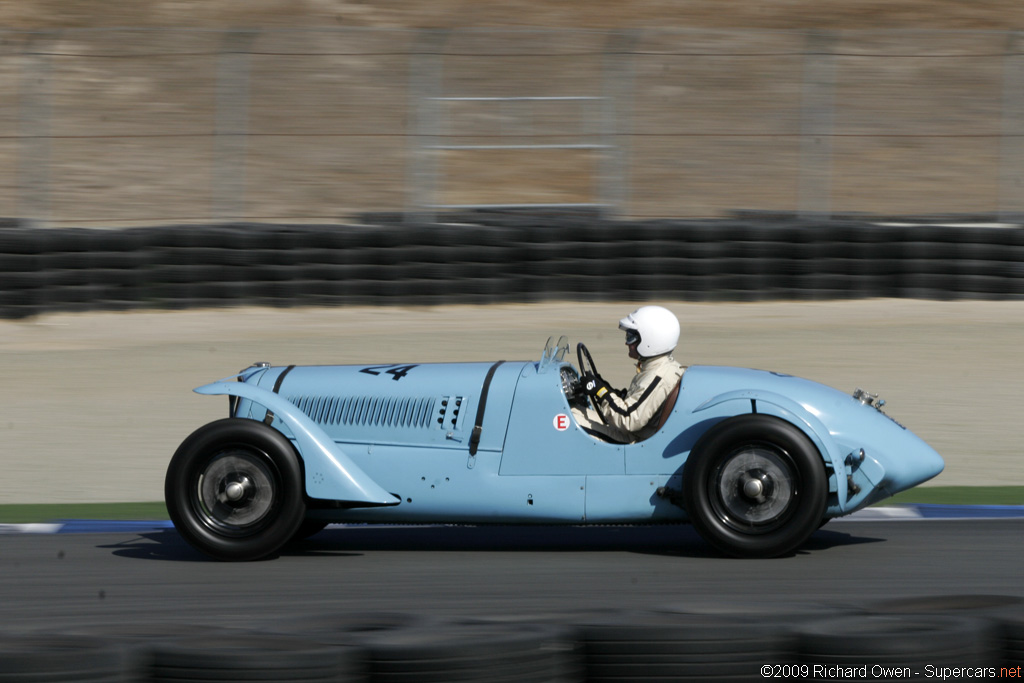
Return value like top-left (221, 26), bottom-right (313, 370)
top-left (1, 214), bottom-right (1022, 319)
top-left (1, 605), bottom-right (1022, 682)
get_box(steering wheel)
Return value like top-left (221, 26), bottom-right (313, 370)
top-left (575, 342), bottom-right (610, 417)
top-left (577, 342), bottom-right (600, 380)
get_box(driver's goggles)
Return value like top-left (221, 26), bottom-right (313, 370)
top-left (624, 329), bottom-right (641, 345)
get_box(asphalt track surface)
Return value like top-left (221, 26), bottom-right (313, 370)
top-left (1, 519), bottom-right (1021, 635)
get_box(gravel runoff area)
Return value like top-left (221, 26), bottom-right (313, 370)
top-left (1, 299), bottom-right (1021, 504)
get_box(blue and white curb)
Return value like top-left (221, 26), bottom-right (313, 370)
top-left (835, 504), bottom-right (1024, 521)
top-left (0, 522), bottom-right (65, 534)
top-left (1, 505), bottom-right (1022, 534)
top-left (0, 520), bottom-right (175, 534)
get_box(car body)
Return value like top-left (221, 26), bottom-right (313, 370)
top-left (165, 336), bottom-right (944, 561)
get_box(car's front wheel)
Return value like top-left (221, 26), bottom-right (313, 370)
top-left (683, 414), bottom-right (827, 558)
top-left (165, 418), bottom-right (306, 561)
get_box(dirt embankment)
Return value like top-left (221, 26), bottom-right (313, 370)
top-left (4, 1), bottom-right (1024, 31)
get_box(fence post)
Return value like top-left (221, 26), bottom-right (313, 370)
top-left (600, 30), bottom-right (639, 220)
top-left (213, 30), bottom-right (254, 223)
top-left (17, 33), bottom-right (53, 229)
top-left (1000, 31), bottom-right (1024, 224)
top-left (798, 30), bottom-right (837, 221)
top-left (406, 29), bottom-right (449, 224)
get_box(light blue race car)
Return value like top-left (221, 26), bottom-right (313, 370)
top-left (165, 336), bottom-right (944, 561)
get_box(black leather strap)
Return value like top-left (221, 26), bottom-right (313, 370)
top-left (469, 361), bottom-right (505, 456)
top-left (264, 364), bottom-right (296, 425)
top-left (273, 365), bottom-right (296, 394)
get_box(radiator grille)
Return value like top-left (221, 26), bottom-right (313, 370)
top-left (289, 395), bottom-right (436, 429)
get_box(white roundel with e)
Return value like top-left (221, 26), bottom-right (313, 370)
top-left (553, 414), bottom-right (570, 431)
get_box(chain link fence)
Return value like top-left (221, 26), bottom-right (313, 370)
top-left (1, 28), bottom-right (1023, 227)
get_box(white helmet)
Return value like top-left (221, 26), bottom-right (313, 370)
top-left (618, 305), bottom-right (680, 357)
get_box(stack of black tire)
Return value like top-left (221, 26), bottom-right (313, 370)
top-left (793, 615), bottom-right (997, 683)
top-left (352, 623), bottom-right (581, 683)
top-left (1, 213), bottom-right (1022, 320)
top-left (575, 612), bottom-right (789, 682)
top-left (0, 635), bottom-right (126, 683)
top-left (1001, 615), bottom-right (1024, 669)
top-left (148, 634), bottom-right (361, 683)
top-left (1, 602), bottom-right (1022, 682)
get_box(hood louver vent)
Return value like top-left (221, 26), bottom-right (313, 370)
top-left (289, 395), bottom-right (435, 430)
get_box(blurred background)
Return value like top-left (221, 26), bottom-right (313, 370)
top-left (2, 4), bottom-right (1024, 225)
top-left (1, 2), bottom-right (1023, 503)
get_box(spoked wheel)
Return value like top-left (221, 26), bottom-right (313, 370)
top-left (683, 414), bottom-right (827, 558)
top-left (165, 418), bottom-right (306, 561)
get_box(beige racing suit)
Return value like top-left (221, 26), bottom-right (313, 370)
top-left (572, 353), bottom-right (685, 444)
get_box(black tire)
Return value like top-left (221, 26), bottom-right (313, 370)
top-left (165, 418), bottom-right (306, 561)
top-left (577, 612), bottom-right (786, 682)
top-left (353, 622), bottom-right (581, 683)
top-left (795, 614), bottom-right (997, 672)
top-left (150, 634), bottom-right (360, 682)
top-left (683, 414), bottom-right (828, 558)
top-left (0, 635), bottom-right (124, 681)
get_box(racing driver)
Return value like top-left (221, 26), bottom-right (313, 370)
top-left (573, 305), bottom-right (685, 443)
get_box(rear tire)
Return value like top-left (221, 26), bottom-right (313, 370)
top-left (683, 414), bottom-right (827, 558)
top-left (165, 418), bottom-right (306, 561)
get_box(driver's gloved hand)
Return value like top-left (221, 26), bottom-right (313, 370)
top-left (581, 373), bottom-right (611, 401)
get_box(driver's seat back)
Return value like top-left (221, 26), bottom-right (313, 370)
top-left (652, 378), bottom-right (681, 432)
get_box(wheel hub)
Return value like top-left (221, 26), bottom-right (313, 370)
top-left (195, 450), bottom-right (277, 532)
top-left (741, 474), bottom-right (766, 500)
top-left (221, 477), bottom-right (250, 503)
top-left (714, 446), bottom-right (796, 531)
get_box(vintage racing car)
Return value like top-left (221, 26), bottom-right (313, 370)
top-left (165, 337), bottom-right (944, 561)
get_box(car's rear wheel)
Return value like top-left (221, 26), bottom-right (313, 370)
top-left (683, 414), bottom-right (827, 558)
top-left (165, 418), bottom-right (306, 561)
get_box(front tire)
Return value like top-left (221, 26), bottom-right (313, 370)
top-left (165, 418), bottom-right (306, 561)
top-left (683, 414), bottom-right (827, 558)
